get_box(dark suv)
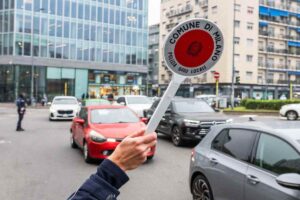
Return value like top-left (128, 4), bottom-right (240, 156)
top-left (145, 98), bottom-right (232, 146)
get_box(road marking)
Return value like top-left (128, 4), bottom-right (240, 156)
top-left (239, 115), bottom-right (258, 118)
top-left (0, 140), bottom-right (12, 144)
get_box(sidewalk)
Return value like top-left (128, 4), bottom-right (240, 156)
top-left (0, 103), bottom-right (48, 109)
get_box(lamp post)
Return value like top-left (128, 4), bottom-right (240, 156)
top-left (30, 7), bottom-right (44, 103)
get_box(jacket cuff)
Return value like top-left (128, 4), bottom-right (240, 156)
top-left (97, 159), bottom-right (129, 189)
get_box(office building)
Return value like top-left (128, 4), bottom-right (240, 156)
top-left (159, 0), bottom-right (300, 99)
top-left (148, 23), bottom-right (159, 96)
top-left (0, 0), bottom-right (148, 102)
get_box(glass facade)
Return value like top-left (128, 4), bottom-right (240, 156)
top-left (0, 0), bottom-right (149, 102)
top-left (8, 0), bottom-right (148, 64)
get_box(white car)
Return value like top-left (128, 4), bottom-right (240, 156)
top-left (279, 103), bottom-right (300, 120)
top-left (49, 96), bottom-right (80, 121)
top-left (116, 95), bottom-right (152, 117)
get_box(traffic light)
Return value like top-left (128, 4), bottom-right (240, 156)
top-left (235, 76), bottom-right (240, 84)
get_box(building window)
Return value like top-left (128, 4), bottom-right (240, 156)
top-left (234, 4), bottom-right (241, 12)
top-left (279, 73), bottom-right (284, 80)
top-left (234, 20), bottom-right (240, 28)
top-left (247, 6), bottom-right (254, 14)
top-left (194, 12), bottom-right (199, 18)
top-left (234, 37), bottom-right (240, 45)
top-left (247, 39), bottom-right (254, 46)
top-left (212, 6), bottom-right (218, 14)
top-left (247, 22), bottom-right (254, 30)
top-left (246, 71), bottom-right (253, 79)
top-left (296, 61), bottom-right (300, 70)
top-left (258, 57), bottom-right (264, 66)
top-left (246, 55), bottom-right (253, 62)
top-left (234, 54), bottom-right (240, 61)
top-left (161, 74), bottom-right (165, 80)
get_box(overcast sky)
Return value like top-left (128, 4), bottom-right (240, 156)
top-left (148, 0), bottom-right (161, 25)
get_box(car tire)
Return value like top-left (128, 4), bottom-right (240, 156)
top-left (191, 175), bottom-right (214, 200)
top-left (83, 142), bottom-right (93, 163)
top-left (147, 155), bottom-right (154, 160)
top-left (171, 126), bottom-right (184, 146)
top-left (70, 134), bottom-right (77, 149)
top-left (286, 111), bottom-right (298, 121)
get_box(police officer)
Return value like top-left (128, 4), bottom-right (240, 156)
top-left (16, 94), bottom-right (26, 131)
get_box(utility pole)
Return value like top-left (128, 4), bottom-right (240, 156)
top-left (230, 0), bottom-right (236, 109)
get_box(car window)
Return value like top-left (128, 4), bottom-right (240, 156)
top-left (173, 100), bottom-right (214, 113)
top-left (90, 108), bottom-right (139, 124)
top-left (254, 133), bottom-right (300, 175)
top-left (127, 96), bottom-right (152, 104)
top-left (53, 98), bottom-right (77, 105)
top-left (212, 129), bottom-right (258, 162)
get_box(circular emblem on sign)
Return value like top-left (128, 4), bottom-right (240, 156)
top-left (164, 19), bottom-right (224, 77)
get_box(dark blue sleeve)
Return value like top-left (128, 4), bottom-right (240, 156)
top-left (67, 159), bottom-right (129, 200)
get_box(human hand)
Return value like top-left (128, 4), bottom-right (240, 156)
top-left (108, 129), bottom-right (157, 172)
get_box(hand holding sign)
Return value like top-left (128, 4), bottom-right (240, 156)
top-left (146, 18), bottom-right (224, 134)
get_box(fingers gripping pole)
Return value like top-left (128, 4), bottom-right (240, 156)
top-left (146, 74), bottom-right (185, 134)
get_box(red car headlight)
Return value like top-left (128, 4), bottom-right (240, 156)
top-left (89, 130), bottom-right (106, 143)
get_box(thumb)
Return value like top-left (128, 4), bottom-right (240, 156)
top-left (127, 128), bottom-right (145, 138)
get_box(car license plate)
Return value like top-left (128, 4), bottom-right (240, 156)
top-left (107, 138), bottom-right (116, 142)
top-left (63, 114), bottom-right (68, 117)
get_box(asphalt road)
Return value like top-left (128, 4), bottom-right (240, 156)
top-left (0, 107), bottom-right (299, 200)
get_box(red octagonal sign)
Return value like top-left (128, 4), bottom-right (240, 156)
top-left (164, 19), bottom-right (224, 77)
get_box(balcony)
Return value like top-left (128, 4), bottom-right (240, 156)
top-left (258, 63), bottom-right (298, 71)
top-left (259, 47), bottom-right (300, 56)
top-left (259, 0), bottom-right (300, 13)
top-left (259, 16), bottom-right (300, 27)
top-left (166, 4), bottom-right (193, 18)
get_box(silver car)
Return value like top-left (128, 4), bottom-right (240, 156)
top-left (189, 124), bottom-right (300, 200)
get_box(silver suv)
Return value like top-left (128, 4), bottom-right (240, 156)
top-left (189, 124), bottom-right (300, 200)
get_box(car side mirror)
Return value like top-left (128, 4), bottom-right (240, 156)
top-left (141, 117), bottom-right (148, 124)
top-left (276, 173), bottom-right (300, 190)
top-left (47, 102), bottom-right (52, 106)
top-left (165, 109), bottom-right (172, 116)
top-left (74, 117), bottom-right (85, 124)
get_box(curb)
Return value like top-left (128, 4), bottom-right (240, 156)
top-left (223, 111), bottom-right (279, 116)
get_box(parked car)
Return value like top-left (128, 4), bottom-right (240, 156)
top-left (116, 95), bottom-right (153, 117)
top-left (145, 98), bottom-right (232, 146)
top-left (70, 105), bottom-right (155, 163)
top-left (49, 96), bottom-right (80, 121)
top-left (195, 95), bottom-right (217, 107)
top-left (280, 104), bottom-right (300, 120)
top-left (82, 99), bottom-right (111, 106)
top-left (189, 124), bottom-right (300, 200)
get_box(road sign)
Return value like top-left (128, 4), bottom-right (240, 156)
top-left (164, 19), bottom-right (224, 77)
top-left (214, 71), bottom-right (220, 79)
top-left (146, 18), bottom-right (224, 134)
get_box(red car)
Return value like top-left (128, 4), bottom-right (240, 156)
top-left (70, 105), bottom-right (156, 163)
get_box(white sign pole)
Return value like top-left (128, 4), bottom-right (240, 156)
top-left (146, 74), bottom-right (185, 134)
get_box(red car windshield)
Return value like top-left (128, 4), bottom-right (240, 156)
top-left (91, 108), bottom-right (140, 124)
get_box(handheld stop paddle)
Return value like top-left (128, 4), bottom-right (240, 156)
top-left (146, 18), bottom-right (224, 134)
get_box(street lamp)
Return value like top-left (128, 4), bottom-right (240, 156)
top-left (30, 7), bottom-right (45, 103)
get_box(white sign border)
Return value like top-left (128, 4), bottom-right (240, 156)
top-left (163, 18), bottom-right (224, 77)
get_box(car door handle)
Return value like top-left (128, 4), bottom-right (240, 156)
top-left (247, 175), bottom-right (260, 185)
top-left (209, 157), bottom-right (218, 165)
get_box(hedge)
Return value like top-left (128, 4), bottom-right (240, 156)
top-left (241, 99), bottom-right (300, 110)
